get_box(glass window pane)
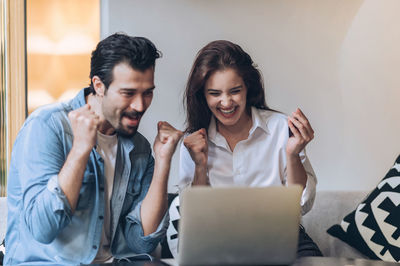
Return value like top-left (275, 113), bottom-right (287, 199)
top-left (27, 0), bottom-right (99, 114)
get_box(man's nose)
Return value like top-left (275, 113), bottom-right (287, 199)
top-left (130, 95), bottom-right (144, 112)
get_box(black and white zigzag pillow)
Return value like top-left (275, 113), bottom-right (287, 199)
top-left (328, 154), bottom-right (400, 262)
top-left (165, 195), bottom-right (180, 259)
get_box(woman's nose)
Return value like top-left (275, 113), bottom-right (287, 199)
top-left (220, 94), bottom-right (232, 107)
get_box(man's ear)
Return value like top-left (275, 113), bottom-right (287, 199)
top-left (92, 76), bottom-right (105, 96)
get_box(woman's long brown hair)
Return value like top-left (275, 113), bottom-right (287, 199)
top-left (184, 40), bottom-right (272, 133)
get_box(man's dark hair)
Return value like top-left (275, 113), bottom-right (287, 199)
top-left (89, 33), bottom-right (161, 93)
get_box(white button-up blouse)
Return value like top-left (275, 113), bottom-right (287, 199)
top-left (178, 107), bottom-right (317, 215)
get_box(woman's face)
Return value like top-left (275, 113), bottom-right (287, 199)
top-left (204, 68), bottom-right (249, 128)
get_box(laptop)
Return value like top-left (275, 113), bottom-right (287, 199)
top-left (178, 185), bottom-right (302, 265)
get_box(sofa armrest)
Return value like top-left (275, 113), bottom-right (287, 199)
top-left (0, 197), bottom-right (6, 243)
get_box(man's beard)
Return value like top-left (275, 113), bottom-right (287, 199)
top-left (115, 110), bottom-right (144, 138)
top-left (115, 125), bottom-right (138, 138)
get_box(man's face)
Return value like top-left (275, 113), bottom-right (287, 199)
top-left (101, 62), bottom-right (155, 137)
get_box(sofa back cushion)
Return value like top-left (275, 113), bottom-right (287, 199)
top-left (302, 191), bottom-right (368, 258)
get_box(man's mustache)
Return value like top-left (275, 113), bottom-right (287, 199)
top-left (122, 110), bottom-right (144, 119)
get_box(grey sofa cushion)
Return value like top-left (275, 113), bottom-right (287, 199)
top-left (301, 191), bottom-right (368, 258)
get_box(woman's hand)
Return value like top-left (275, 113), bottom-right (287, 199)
top-left (184, 128), bottom-right (209, 186)
top-left (286, 108), bottom-right (314, 157)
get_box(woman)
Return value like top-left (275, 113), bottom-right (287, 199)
top-left (179, 40), bottom-right (322, 257)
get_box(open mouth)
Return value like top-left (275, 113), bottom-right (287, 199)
top-left (218, 106), bottom-right (237, 117)
top-left (220, 107), bottom-right (236, 114)
top-left (123, 114), bottom-right (141, 127)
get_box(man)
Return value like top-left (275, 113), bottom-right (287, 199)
top-left (4, 33), bottom-right (183, 264)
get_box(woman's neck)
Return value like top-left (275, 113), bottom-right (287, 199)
top-left (217, 110), bottom-right (253, 152)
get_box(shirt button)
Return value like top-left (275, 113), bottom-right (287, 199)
top-left (92, 245), bottom-right (97, 249)
top-left (99, 216), bottom-right (104, 220)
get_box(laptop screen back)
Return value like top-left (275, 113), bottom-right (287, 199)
top-left (178, 185), bottom-right (302, 265)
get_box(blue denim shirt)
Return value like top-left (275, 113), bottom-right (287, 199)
top-left (4, 88), bottom-right (169, 265)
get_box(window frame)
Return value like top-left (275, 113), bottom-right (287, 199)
top-left (0, 0), bottom-right (26, 196)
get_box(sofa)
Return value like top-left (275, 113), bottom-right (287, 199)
top-left (301, 190), bottom-right (368, 258)
top-left (0, 197), bottom-right (6, 245)
top-left (0, 192), bottom-right (370, 260)
top-left (0, 196), bottom-right (6, 263)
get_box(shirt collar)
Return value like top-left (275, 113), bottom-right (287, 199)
top-left (70, 87), bottom-right (91, 110)
top-left (248, 106), bottom-right (269, 136)
top-left (207, 106), bottom-right (270, 146)
top-left (207, 115), bottom-right (218, 142)
top-left (207, 115), bottom-right (230, 148)
top-left (119, 135), bottom-right (135, 153)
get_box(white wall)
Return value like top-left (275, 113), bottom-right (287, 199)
top-left (102, 0), bottom-right (400, 192)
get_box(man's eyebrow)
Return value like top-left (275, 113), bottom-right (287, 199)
top-left (120, 86), bottom-right (156, 91)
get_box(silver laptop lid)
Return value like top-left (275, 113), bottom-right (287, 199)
top-left (178, 185), bottom-right (302, 265)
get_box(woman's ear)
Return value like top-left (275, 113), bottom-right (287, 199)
top-left (92, 76), bottom-right (105, 97)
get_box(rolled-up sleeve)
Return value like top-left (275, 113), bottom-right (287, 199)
top-left (17, 117), bottom-right (72, 243)
top-left (123, 154), bottom-right (169, 254)
top-left (125, 201), bottom-right (169, 254)
top-left (298, 150), bottom-right (317, 215)
top-left (46, 175), bottom-right (73, 216)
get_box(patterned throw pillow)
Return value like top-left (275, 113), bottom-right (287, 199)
top-left (327, 155), bottom-right (400, 262)
top-left (165, 195), bottom-right (180, 259)
top-left (160, 194), bottom-right (180, 259)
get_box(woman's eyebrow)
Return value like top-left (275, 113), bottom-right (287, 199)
top-left (207, 85), bottom-right (242, 92)
top-left (230, 85), bottom-right (243, 90)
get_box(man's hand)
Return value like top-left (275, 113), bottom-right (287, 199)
top-left (68, 104), bottom-right (100, 154)
top-left (141, 122), bottom-right (182, 236)
top-left (183, 128), bottom-right (208, 168)
top-left (58, 104), bottom-right (100, 213)
top-left (153, 121), bottom-right (183, 162)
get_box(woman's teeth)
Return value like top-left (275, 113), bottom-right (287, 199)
top-left (220, 107), bottom-right (235, 114)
